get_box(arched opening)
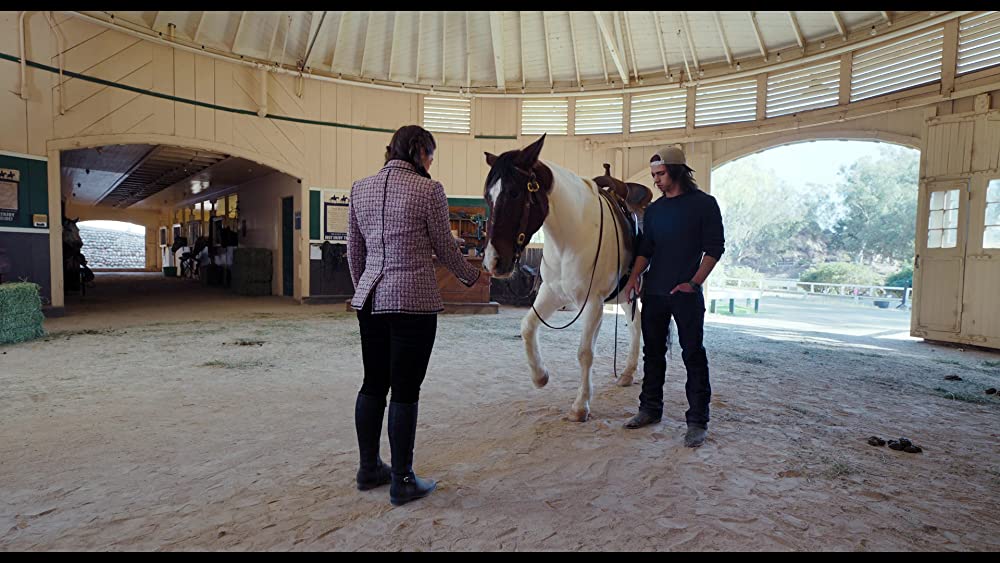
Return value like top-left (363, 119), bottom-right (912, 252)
top-left (708, 139), bottom-right (920, 339)
top-left (57, 140), bottom-right (304, 319)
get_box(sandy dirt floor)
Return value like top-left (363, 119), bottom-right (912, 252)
top-left (1, 274), bottom-right (999, 551)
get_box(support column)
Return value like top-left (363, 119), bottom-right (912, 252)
top-left (46, 148), bottom-right (63, 309)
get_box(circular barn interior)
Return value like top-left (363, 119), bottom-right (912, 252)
top-left (1, 10), bottom-right (999, 551)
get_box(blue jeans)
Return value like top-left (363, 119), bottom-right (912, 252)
top-left (638, 292), bottom-right (711, 428)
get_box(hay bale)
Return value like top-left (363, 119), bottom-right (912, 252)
top-left (0, 282), bottom-right (45, 344)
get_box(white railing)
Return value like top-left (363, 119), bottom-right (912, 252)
top-left (715, 277), bottom-right (913, 308)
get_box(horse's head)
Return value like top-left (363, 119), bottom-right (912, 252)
top-left (62, 217), bottom-right (82, 250)
top-left (482, 135), bottom-right (554, 278)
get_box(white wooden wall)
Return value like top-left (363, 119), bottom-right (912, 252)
top-left (914, 95), bottom-right (1000, 348)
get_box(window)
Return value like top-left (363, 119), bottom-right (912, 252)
top-left (984, 179), bottom-right (1000, 248)
top-left (958, 11), bottom-right (1000, 76)
top-left (630, 90), bottom-right (687, 132)
top-left (521, 99), bottom-right (568, 135)
top-left (851, 28), bottom-right (944, 102)
top-left (574, 96), bottom-right (623, 135)
top-left (766, 60), bottom-right (840, 118)
top-left (927, 189), bottom-right (960, 249)
top-left (695, 80), bottom-right (757, 127)
top-left (423, 97), bottom-right (471, 134)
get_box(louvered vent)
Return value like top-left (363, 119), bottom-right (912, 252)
top-left (521, 99), bottom-right (569, 135)
top-left (422, 96), bottom-right (471, 134)
top-left (695, 80), bottom-right (757, 127)
top-left (850, 28), bottom-right (943, 102)
top-left (630, 90), bottom-right (687, 132)
top-left (958, 11), bottom-right (1000, 76)
top-left (766, 59), bottom-right (840, 118)
top-left (574, 96), bottom-right (623, 135)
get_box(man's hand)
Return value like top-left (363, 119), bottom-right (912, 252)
top-left (623, 276), bottom-right (641, 304)
top-left (670, 282), bottom-right (697, 295)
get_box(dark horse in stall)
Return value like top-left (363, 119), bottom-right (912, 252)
top-left (62, 216), bottom-right (94, 294)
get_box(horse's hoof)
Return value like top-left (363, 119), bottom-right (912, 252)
top-left (532, 370), bottom-right (549, 389)
top-left (568, 407), bottom-right (590, 422)
top-left (615, 375), bottom-right (634, 387)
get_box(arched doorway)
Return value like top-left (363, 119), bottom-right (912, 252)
top-left (51, 135), bottom-right (307, 316)
top-left (709, 139), bottom-right (920, 337)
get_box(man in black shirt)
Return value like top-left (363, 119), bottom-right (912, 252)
top-left (620, 146), bottom-right (725, 448)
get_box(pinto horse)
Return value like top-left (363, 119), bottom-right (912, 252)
top-left (482, 135), bottom-right (643, 422)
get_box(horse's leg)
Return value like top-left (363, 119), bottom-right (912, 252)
top-left (616, 302), bottom-right (642, 387)
top-left (569, 296), bottom-right (605, 422)
top-left (522, 283), bottom-right (565, 389)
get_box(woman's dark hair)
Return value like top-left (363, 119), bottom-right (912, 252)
top-left (650, 156), bottom-right (699, 193)
top-left (385, 125), bottom-right (436, 178)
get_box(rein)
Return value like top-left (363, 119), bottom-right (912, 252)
top-left (530, 184), bottom-right (606, 331)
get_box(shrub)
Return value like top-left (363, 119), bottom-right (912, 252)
top-left (718, 265), bottom-right (764, 281)
top-left (800, 262), bottom-right (884, 286)
top-left (885, 265), bottom-right (913, 288)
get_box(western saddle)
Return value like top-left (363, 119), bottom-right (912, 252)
top-left (592, 163), bottom-right (653, 303)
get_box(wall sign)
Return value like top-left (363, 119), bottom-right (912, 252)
top-left (324, 191), bottom-right (350, 241)
top-left (0, 168), bottom-right (20, 223)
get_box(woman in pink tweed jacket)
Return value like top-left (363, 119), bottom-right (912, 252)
top-left (347, 125), bottom-right (482, 506)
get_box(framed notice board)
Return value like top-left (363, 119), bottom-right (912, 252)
top-left (323, 191), bottom-right (351, 241)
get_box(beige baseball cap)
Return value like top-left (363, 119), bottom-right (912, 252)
top-left (650, 145), bottom-right (693, 171)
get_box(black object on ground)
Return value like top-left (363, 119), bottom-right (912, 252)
top-left (986, 388), bottom-right (997, 395)
top-left (944, 375), bottom-right (963, 381)
top-left (867, 436), bottom-right (886, 447)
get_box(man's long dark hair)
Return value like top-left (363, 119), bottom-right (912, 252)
top-left (385, 125), bottom-right (436, 178)
top-left (651, 156), bottom-right (699, 193)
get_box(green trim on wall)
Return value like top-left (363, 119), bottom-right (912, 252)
top-left (474, 135), bottom-right (517, 140)
top-left (447, 196), bottom-right (487, 206)
top-left (0, 52), bottom-right (397, 134)
top-left (0, 155), bottom-right (48, 230)
top-left (309, 190), bottom-right (321, 241)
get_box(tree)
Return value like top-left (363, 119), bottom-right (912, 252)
top-left (712, 158), bottom-right (813, 269)
top-left (828, 145), bottom-right (919, 265)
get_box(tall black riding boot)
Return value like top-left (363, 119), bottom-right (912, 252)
top-left (388, 401), bottom-right (437, 506)
top-left (355, 393), bottom-right (391, 491)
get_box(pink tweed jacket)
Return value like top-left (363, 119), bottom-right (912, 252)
top-left (348, 160), bottom-right (481, 314)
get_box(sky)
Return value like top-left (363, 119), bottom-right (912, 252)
top-left (719, 139), bottom-right (913, 190)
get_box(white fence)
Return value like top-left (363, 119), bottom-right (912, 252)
top-left (714, 277), bottom-right (913, 309)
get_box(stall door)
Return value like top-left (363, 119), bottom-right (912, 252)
top-left (914, 180), bottom-right (969, 334)
top-left (960, 175), bottom-right (1000, 344)
top-left (282, 197), bottom-right (294, 297)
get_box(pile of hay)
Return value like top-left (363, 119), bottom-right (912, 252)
top-left (0, 282), bottom-right (45, 344)
top-left (232, 248), bottom-right (272, 296)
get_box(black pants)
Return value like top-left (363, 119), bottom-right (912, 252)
top-left (639, 292), bottom-right (711, 428)
top-left (356, 299), bottom-right (438, 405)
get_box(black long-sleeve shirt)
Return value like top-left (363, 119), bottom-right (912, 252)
top-left (637, 188), bottom-right (725, 295)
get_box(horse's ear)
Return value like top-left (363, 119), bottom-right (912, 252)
top-left (516, 134), bottom-right (546, 166)
top-left (484, 152), bottom-right (498, 167)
